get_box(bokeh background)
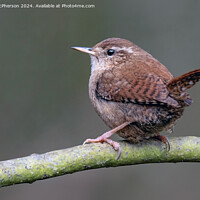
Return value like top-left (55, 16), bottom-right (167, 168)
top-left (1, 0), bottom-right (200, 199)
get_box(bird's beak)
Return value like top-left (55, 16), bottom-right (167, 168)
top-left (72, 47), bottom-right (96, 56)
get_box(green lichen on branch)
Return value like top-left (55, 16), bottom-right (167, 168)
top-left (0, 136), bottom-right (200, 187)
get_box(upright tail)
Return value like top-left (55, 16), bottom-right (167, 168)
top-left (167, 69), bottom-right (200, 106)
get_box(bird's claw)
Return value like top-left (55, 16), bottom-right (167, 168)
top-left (82, 137), bottom-right (122, 159)
top-left (155, 135), bottom-right (170, 151)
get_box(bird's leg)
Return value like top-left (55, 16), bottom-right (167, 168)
top-left (155, 135), bottom-right (170, 151)
top-left (83, 122), bottom-right (130, 157)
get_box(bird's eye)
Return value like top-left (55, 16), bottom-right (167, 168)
top-left (107, 49), bottom-right (115, 56)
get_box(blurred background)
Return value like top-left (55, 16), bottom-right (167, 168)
top-left (0, 0), bottom-right (200, 199)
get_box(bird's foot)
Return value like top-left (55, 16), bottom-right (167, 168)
top-left (83, 135), bottom-right (120, 151)
top-left (83, 131), bottom-right (121, 159)
top-left (83, 122), bottom-right (130, 159)
top-left (155, 135), bottom-right (170, 151)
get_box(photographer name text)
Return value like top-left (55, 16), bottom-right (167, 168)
top-left (0, 3), bottom-right (95, 9)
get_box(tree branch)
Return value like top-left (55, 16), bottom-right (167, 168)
top-left (1, 136), bottom-right (200, 187)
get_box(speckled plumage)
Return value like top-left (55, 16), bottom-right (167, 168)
top-left (89, 64), bottom-right (184, 142)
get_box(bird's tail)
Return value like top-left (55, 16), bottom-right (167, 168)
top-left (167, 69), bottom-right (200, 106)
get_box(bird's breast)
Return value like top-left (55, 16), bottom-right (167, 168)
top-left (89, 71), bottom-right (126, 128)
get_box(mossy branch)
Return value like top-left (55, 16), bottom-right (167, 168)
top-left (1, 136), bottom-right (200, 187)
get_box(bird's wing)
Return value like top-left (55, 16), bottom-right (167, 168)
top-left (96, 65), bottom-right (179, 107)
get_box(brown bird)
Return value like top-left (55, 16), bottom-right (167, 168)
top-left (72, 38), bottom-right (200, 157)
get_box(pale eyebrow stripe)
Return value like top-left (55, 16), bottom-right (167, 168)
top-left (110, 46), bottom-right (134, 53)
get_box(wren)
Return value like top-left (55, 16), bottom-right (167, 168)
top-left (72, 38), bottom-right (200, 157)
